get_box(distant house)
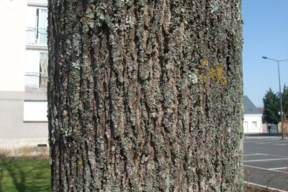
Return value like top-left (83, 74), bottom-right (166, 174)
top-left (243, 96), bottom-right (263, 133)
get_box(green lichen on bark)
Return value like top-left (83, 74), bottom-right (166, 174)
top-left (48, 0), bottom-right (244, 191)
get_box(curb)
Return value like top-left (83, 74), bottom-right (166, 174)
top-left (244, 181), bottom-right (287, 192)
top-left (244, 137), bottom-right (282, 139)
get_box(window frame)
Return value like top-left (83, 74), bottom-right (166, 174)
top-left (252, 121), bottom-right (257, 128)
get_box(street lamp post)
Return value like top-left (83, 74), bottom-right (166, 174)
top-left (262, 56), bottom-right (288, 140)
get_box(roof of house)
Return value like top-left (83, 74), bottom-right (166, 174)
top-left (257, 107), bottom-right (264, 114)
top-left (244, 96), bottom-right (262, 115)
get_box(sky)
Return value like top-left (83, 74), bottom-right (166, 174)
top-left (242, 0), bottom-right (288, 107)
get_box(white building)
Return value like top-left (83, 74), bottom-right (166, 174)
top-left (243, 96), bottom-right (263, 133)
top-left (0, 0), bottom-right (48, 149)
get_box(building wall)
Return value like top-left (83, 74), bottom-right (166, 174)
top-left (262, 123), bottom-right (267, 133)
top-left (27, 6), bottom-right (38, 28)
top-left (25, 51), bottom-right (41, 73)
top-left (244, 114), bottom-right (263, 133)
top-left (0, 1), bottom-right (49, 150)
top-left (0, 91), bottom-right (48, 149)
top-left (0, 0), bottom-right (26, 91)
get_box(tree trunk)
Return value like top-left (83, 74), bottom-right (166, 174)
top-left (48, 0), bottom-right (243, 191)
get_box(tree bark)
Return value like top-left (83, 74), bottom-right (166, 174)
top-left (48, 0), bottom-right (243, 191)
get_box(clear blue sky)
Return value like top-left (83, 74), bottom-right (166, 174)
top-left (242, 0), bottom-right (288, 107)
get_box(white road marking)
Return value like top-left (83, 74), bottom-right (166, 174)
top-left (275, 143), bottom-right (288, 146)
top-left (244, 139), bottom-right (280, 143)
top-left (243, 151), bottom-right (263, 155)
top-left (244, 158), bottom-right (288, 163)
top-left (244, 165), bottom-right (288, 175)
top-left (244, 181), bottom-right (287, 192)
top-left (243, 151), bottom-right (256, 155)
top-left (244, 165), bottom-right (279, 172)
top-left (244, 153), bottom-right (261, 156)
top-left (268, 167), bottom-right (288, 170)
top-left (243, 152), bottom-right (288, 158)
top-left (256, 140), bottom-right (288, 144)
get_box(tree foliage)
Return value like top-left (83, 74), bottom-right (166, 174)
top-left (263, 88), bottom-right (280, 124)
top-left (282, 85), bottom-right (288, 119)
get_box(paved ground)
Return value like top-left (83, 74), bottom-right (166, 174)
top-left (244, 138), bottom-right (288, 191)
top-left (245, 133), bottom-right (282, 137)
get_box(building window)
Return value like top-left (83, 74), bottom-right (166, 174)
top-left (252, 121), bottom-right (257, 128)
top-left (39, 52), bottom-right (48, 87)
top-left (25, 51), bottom-right (48, 91)
top-left (24, 101), bottom-right (48, 122)
top-left (26, 7), bottom-right (48, 45)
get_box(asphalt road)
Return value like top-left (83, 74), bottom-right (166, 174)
top-left (244, 138), bottom-right (288, 191)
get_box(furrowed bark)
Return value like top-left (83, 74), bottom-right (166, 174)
top-left (48, 0), bottom-right (244, 191)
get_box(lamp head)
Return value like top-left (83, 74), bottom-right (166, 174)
top-left (262, 56), bottom-right (268, 59)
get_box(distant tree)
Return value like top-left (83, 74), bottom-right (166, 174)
top-left (263, 88), bottom-right (280, 124)
top-left (282, 85), bottom-right (288, 119)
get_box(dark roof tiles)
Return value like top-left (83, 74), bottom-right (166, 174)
top-left (244, 96), bottom-right (262, 115)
